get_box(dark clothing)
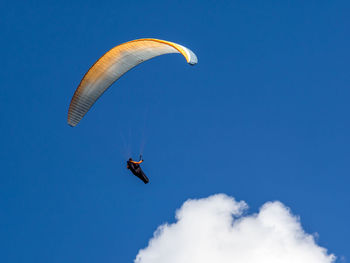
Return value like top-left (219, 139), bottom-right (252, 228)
top-left (127, 161), bottom-right (149, 184)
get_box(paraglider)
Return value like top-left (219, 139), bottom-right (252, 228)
top-left (127, 156), bottom-right (149, 184)
top-left (67, 38), bottom-right (198, 127)
top-left (67, 38), bottom-right (197, 184)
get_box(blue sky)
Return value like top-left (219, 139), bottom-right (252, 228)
top-left (1, 0), bottom-right (349, 262)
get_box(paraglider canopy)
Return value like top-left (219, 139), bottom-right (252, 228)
top-left (68, 38), bottom-right (198, 127)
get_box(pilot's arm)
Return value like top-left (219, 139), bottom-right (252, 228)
top-left (130, 160), bottom-right (143, 164)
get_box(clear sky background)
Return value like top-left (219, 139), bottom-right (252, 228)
top-left (1, 0), bottom-right (349, 262)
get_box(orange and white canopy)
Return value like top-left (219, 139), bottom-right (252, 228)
top-left (68, 38), bottom-right (198, 127)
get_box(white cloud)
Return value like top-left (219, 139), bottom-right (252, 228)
top-left (135, 194), bottom-right (335, 263)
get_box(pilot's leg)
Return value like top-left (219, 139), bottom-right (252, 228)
top-left (139, 170), bottom-right (149, 184)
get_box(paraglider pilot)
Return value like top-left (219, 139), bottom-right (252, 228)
top-left (127, 156), bottom-right (149, 184)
